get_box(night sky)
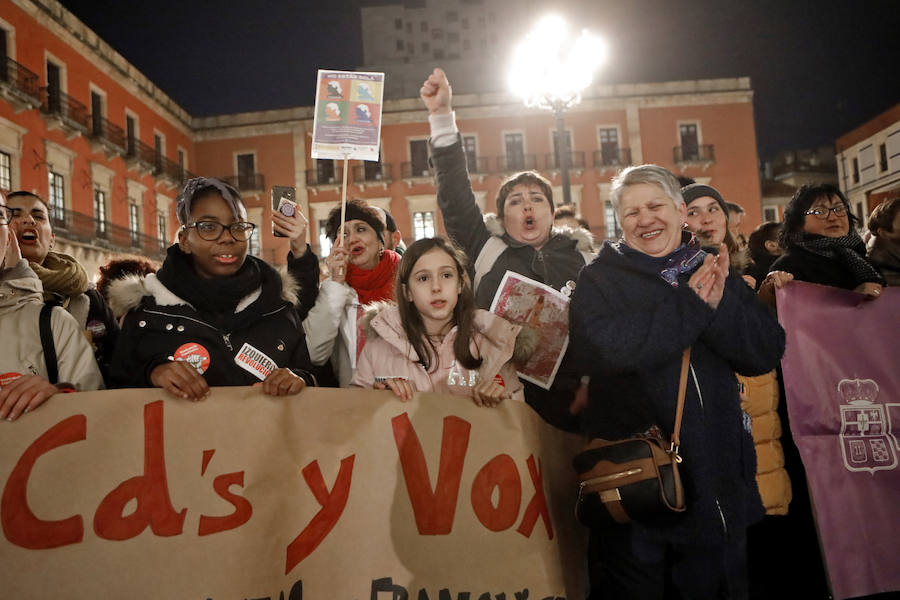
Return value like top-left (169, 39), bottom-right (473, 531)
top-left (57, 0), bottom-right (900, 159)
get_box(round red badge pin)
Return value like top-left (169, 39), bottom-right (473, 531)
top-left (0, 372), bottom-right (23, 388)
top-left (172, 343), bottom-right (211, 374)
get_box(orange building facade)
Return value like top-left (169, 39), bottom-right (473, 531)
top-left (1, 0), bottom-right (764, 276)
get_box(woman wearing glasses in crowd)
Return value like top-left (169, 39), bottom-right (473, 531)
top-left (109, 177), bottom-right (318, 399)
top-left (0, 199), bottom-right (103, 420)
top-left (759, 184), bottom-right (885, 304)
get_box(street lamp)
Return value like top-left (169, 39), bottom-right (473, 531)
top-left (508, 16), bottom-right (606, 206)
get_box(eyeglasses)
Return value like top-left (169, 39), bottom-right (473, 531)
top-left (805, 205), bottom-right (847, 220)
top-left (0, 205), bottom-right (10, 225)
top-left (183, 221), bottom-right (255, 241)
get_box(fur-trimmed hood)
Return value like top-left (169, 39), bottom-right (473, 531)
top-left (107, 268), bottom-right (300, 318)
top-left (359, 300), bottom-right (537, 365)
top-left (483, 213), bottom-right (595, 253)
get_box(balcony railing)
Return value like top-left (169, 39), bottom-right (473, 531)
top-left (351, 163), bottom-right (392, 183)
top-left (401, 162), bottom-right (432, 179)
top-left (220, 173), bottom-right (265, 191)
top-left (47, 205), bottom-right (167, 259)
top-left (124, 138), bottom-right (157, 173)
top-left (88, 115), bottom-right (126, 155)
top-left (497, 154), bottom-right (537, 172)
top-left (593, 148), bottom-right (632, 168)
top-left (674, 144), bottom-right (715, 164)
top-left (465, 156), bottom-right (491, 174)
top-left (306, 167), bottom-right (345, 186)
top-left (0, 57), bottom-right (41, 108)
top-left (40, 87), bottom-right (90, 134)
top-left (155, 155), bottom-right (188, 186)
top-left (544, 151), bottom-right (586, 170)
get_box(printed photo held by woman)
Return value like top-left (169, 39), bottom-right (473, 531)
top-left (0, 197), bottom-right (103, 420)
top-left (568, 165), bottom-right (785, 599)
top-left (420, 67), bottom-right (593, 429)
top-left (5, 190), bottom-right (119, 384)
top-left (302, 198), bottom-right (401, 386)
top-left (108, 177), bottom-right (318, 399)
top-left (760, 183), bottom-right (885, 304)
top-left (352, 237), bottom-right (526, 405)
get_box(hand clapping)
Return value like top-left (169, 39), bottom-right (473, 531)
top-left (688, 244), bottom-right (730, 309)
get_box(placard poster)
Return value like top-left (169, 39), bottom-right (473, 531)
top-left (311, 70), bottom-right (385, 161)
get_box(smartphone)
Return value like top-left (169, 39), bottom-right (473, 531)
top-left (271, 186), bottom-right (297, 237)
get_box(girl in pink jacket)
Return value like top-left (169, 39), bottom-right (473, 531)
top-left (351, 237), bottom-right (525, 406)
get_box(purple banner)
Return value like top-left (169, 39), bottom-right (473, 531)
top-left (778, 282), bottom-right (900, 599)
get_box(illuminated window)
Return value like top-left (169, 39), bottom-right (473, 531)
top-left (413, 211), bottom-right (435, 240)
top-left (47, 171), bottom-right (64, 221)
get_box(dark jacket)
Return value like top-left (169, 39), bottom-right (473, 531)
top-left (431, 136), bottom-right (594, 431)
top-left (569, 241), bottom-right (786, 545)
top-left (108, 259), bottom-right (316, 389)
top-left (770, 245), bottom-right (873, 290)
top-left (431, 136), bottom-right (593, 308)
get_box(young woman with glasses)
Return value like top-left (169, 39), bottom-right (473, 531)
top-left (759, 183), bottom-right (885, 305)
top-left (108, 177), bottom-right (317, 399)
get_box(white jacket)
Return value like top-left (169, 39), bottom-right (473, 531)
top-left (302, 278), bottom-right (359, 386)
top-left (0, 260), bottom-right (103, 391)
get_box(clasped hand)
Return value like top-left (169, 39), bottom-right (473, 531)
top-left (687, 244), bottom-right (730, 309)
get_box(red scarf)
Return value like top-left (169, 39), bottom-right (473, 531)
top-left (346, 250), bottom-right (400, 304)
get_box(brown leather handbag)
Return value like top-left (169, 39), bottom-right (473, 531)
top-left (573, 348), bottom-right (690, 527)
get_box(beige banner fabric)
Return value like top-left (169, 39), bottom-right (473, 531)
top-left (0, 387), bottom-right (586, 599)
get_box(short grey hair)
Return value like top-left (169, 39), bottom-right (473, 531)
top-left (609, 164), bottom-right (684, 216)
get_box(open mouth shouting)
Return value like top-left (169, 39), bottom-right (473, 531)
top-left (523, 216), bottom-right (536, 230)
top-left (18, 229), bottom-right (39, 245)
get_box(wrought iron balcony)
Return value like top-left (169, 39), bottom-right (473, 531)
top-left (401, 162), bottom-right (432, 179)
top-left (497, 154), bottom-right (537, 172)
top-left (124, 138), bottom-right (157, 174)
top-left (220, 173), bottom-right (265, 191)
top-left (0, 57), bottom-right (41, 112)
top-left (673, 144), bottom-right (715, 165)
top-left (40, 87), bottom-right (89, 138)
top-left (48, 205), bottom-right (167, 259)
top-left (88, 115), bottom-right (126, 157)
top-left (465, 156), bottom-right (491, 174)
top-left (155, 155), bottom-right (188, 188)
top-left (306, 166), bottom-right (345, 187)
top-left (544, 151), bottom-right (586, 170)
top-left (593, 148), bottom-right (632, 168)
top-left (351, 163), bottom-right (392, 183)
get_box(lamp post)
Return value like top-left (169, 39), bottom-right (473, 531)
top-left (508, 16), bottom-right (605, 206)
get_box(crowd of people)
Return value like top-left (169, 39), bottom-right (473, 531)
top-left (1, 67), bottom-right (896, 599)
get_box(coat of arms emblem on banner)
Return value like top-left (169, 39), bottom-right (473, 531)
top-left (838, 378), bottom-right (899, 474)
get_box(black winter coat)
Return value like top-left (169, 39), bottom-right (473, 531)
top-left (109, 257), bottom-right (317, 389)
top-left (569, 241), bottom-right (786, 545)
top-left (770, 245), bottom-right (870, 290)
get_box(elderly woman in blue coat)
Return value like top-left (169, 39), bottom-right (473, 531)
top-left (569, 165), bottom-right (786, 599)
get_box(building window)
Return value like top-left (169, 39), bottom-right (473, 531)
top-left (855, 201), bottom-right (865, 225)
top-left (462, 17), bottom-right (469, 29)
top-left (157, 211), bottom-right (168, 248)
top-left (318, 219), bottom-right (332, 258)
top-left (763, 207), bottom-right (778, 222)
top-left (409, 140), bottom-right (429, 177)
top-left (407, 41), bottom-right (414, 54)
top-left (90, 90), bottom-right (104, 137)
top-left (504, 133), bottom-right (525, 170)
top-left (599, 128), bottom-right (621, 165)
top-left (94, 189), bottom-right (107, 234)
top-left (0, 151), bottom-right (11, 191)
top-left (237, 153), bottom-right (256, 189)
top-left (463, 136), bottom-right (478, 172)
top-left (413, 211), bottom-right (435, 240)
top-left (405, 21), bottom-right (412, 33)
top-left (446, 11), bottom-right (458, 22)
top-left (394, 18), bottom-right (402, 30)
top-left (47, 171), bottom-right (64, 221)
top-left (679, 123), bottom-right (699, 161)
top-left (432, 28), bottom-right (444, 40)
top-left (248, 224), bottom-right (260, 256)
top-left (604, 201), bottom-right (621, 240)
top-left (396, 39), bottom-right (404, 51)
top-left (45, 59), bottom-right (62, 114)
top-left (316, 159), bottom-right (336, 184)
top-left (126, 114), bottom-right (136, 155)
top-left (879, 143), bottom-right (888, 172)
top-left (422, 42), bottom-right (430, 53)
top-left (154, 133), bottom-right (164, 170)
top-left (420, 21), bottom-right (428, 32)
top-left (434, 48), bottom-right (445, 59)
top-left (129, 202), bottom-right (140, 245)
top-left (852, 157), bottom-right (860, 183)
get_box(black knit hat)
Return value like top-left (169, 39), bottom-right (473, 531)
top-left (681, 183), bottom-right (729, 223)
top-left (325, 199), bottom-right (385, 245)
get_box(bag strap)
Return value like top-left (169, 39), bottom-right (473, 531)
top-left (40, 301), bottom-right (59, 385)
top-left (670, 347), bottom-right (692, 452)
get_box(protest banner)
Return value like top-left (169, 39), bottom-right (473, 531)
top-left (490, 272), bottom-right (570, 390)
top-left (0, 387), bottom-right (586, 599)
top-left (778, 282), bottom-right (900, 600)
top-left (311, 70), bottom-right (384, 162)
